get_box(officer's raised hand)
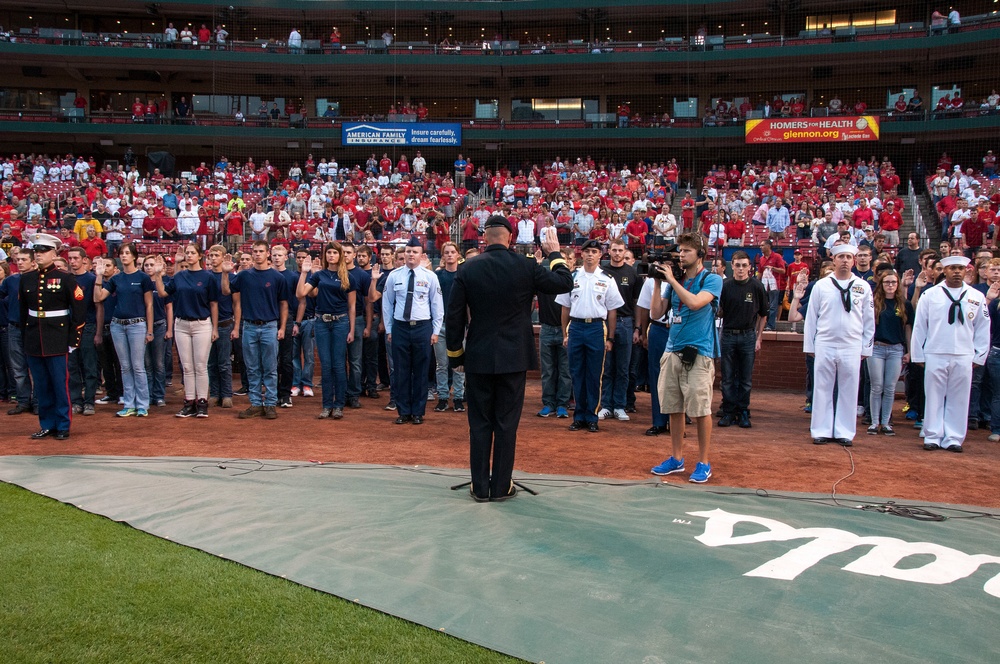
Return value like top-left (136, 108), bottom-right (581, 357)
top-left (540, 233), bottom-right (560, 256)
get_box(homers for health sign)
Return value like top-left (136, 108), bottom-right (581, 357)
top-left (745, 116), bottom-right (880, 144)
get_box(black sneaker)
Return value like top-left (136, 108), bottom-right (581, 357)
top-left (196, 399), bottom-right (209, 418)
top-left (738, 411), bottom-right (752, 428)
top-left (384, 400), bottom-right (397, 411)
top-left (453, 400), bottom-right (465, 412)
top-left (718, 414), bottom-right (735, 427)
top-left (434, 399), bottom-right (449, 412)
top-left (234, 388), bottom-right (249, 396)
top-left (279, 397), bottom-right (293, 408)
top-left (175, 401), bottom-right (197, 418)
top-left (348, 397), bottom-right (362, 409)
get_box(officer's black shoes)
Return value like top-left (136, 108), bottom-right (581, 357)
top-left (946, 444), bottom-right (964, 453)
top-left (645, 425), bottom-right (668, 436)
top-left (835, 438), bottom-right (853, 447)
top-left (411, 415), bottom-right (424, 425)
top-left (8, 404), bottom-right (29, 416)
top-left (738, 411), bottom-right (752, 428)
top-left (568, 420), bottom-right (586, 431)
top-left (492, 481), bottom-right (517, 502)
top-left (453, 400), bottom-right (465, 412)
top-left (54, 431), bottom-right (70, 440)
top-left (434, 399), bottom-right (449, 412)
top-left (196, 399), bottom-right (209, 418)
top-left (469, 486), bottom-right (490, 503)
top-left (813, 437), bottom-right (832, 445)
top-left (394, 415), bottom-right (412, 425)
top-left (587, 422), bottom-right (600, 433)
top-left (923, 442), bottom-right (939, 451)
top-left (30, 429), bottom-right (54, 439)
top-left (718, 414), bottom-right (735, 427)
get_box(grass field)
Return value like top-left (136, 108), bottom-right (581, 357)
top-left (0, 482), bottom-right (525, 663)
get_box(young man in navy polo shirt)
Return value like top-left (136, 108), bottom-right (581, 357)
top-left (221, 241), bottom-right (289, 419)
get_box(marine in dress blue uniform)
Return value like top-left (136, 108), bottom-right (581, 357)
top-left (19, 234), bottom-right (86, 439)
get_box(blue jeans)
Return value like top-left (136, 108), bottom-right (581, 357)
top-left (7, 324), bottom-right (33, 406)
top-left (538, 323), bottom-right (570, 409)
top-left (292, 318), bottom-right (315, 388)
top-left (144, 319), bottom-right (166, 404)
top-left (987, 349), bottom-right (1000, 434)
top-left (243, 321), bottom-right (278, 407)
top-left (765, 289), bottom-right (781, 330)
top-left (69, 322), bottom-right (100, 407)
top-left (600, 316), bottom-right (633, 410)
top-left (969, 363), bottom-right (987, 422)
top-left (111, 320), bottom-right (150, 410)
top-left (209, 324), bottom-right (234, 399)
top-left (346, 314), bottom-right (364, 399)
top-left (720, 330), bottom-right (756, 415)
top-left (433, 322), bottom-right (465, 401)
top-left (866, 343), bottom-right (904, 426)
top-left (314, 316), bottom-right (349, 409)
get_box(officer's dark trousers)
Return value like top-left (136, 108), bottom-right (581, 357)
top-left (567, 319), bottom-right (606, 424)
top-left (69, 322), bottom-right (100, 407)
top-left (27, 353), bottom-right (71, 431)
top-left (647, 322), bottom-right (669, 427)
top-left (390, 319), bottom-right (432, 417)
top-left (466, 371), bottom-right (525, 499)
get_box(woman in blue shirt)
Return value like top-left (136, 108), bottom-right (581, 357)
top-left (142, 255), bottom-right (173, 408)
top-left (297, 242), bottom-right (356, 419)
top-left (94, 244), bottom-right (154, 417)
top-left (867, 269), bottom-right (913, 436)
top-left (152, 244), bottom-right (220, 418)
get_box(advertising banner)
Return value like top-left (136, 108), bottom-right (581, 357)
top-left (745, 116), bottom-right (880, 144)
top-left (342, 122), bottom-right (462, 146)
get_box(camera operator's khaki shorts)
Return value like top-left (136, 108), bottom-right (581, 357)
top-left (658, 352), bottom-right (715, 418)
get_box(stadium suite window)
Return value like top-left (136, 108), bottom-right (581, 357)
top-left (511, 98), bottom-right (597, 121)
top-left (672, 98), bottom-right (698, 119)
top-left (0, 88), bottom-right (74, 111)
top-left (806, 10), bottom-right (896, 30)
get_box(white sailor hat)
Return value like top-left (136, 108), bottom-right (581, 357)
top-left (940, 255), bottom-right (971, 267)
top-left (830, 244), bottom-right (858, 256)
top-left (31, 232), bottom-right (62, 252)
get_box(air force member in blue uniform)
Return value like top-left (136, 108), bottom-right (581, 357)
top-left (19, 233), bottom-right (86, 439)
top-left (382, 236), bottom-right (443, 425)
top-left (556, 238), bottom-right (625, 432)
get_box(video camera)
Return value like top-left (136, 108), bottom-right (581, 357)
top-left (638, 243), bottom-right (685, 281)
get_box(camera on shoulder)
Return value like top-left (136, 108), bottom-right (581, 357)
top-left (638, 243), bottom-right (685, 281)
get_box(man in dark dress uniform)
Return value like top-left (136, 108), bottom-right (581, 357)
top-left (446, 215), bottom-right (572, 502)
top-left (19, 233), bottom-right (86, 439)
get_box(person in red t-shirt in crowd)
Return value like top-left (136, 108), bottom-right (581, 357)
top-left (879, 200), bottom-right (903, 246)
top-left (131, 97), bottom-right (146, 122)
top-left (624, 215), bottom-right (648, 252)
top-left (680, 192), bottom-right (695, 231)
top-left (159, 211), bottom-right (179, 241)
top-left (756, 240), bottom-right (786, 331)
top-left (961, 205), bottom-right (989, 254)
top-left (724, 214), bottom-right (745, 245)
top-left (79, 226), bottom-right (107, 259)
top-left (142, 212), bottom-right (161, 240)
top-left (854, 99), bottom-right (868, 115)
top-left (144, 100), bottom-right (158, 122)
top-left (617, 102), bottom-right (630, 128)
top-left (893, 94), bottom-right (908, 114)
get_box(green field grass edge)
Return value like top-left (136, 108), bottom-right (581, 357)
top-left (0, 482), bottom-right (527, 664)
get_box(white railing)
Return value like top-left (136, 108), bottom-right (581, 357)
top-left (908, 180), bottom-right (928, 249)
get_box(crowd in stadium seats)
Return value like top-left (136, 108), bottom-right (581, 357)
top-left (4, 150), bottom-right (1000, 272)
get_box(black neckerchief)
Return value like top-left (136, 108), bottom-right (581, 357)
top-left (942, 286), bottom-right (965, 325)
top-left (831, 278), bottom-right (855, 313)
